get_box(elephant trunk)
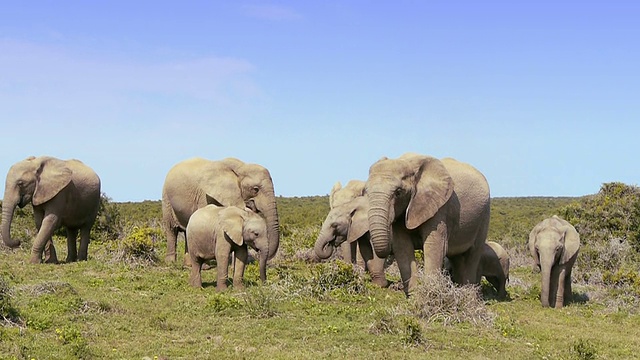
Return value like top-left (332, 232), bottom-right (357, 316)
top-left (540, 258), bottom-right (554, 307)
top-left (1, 197), bottom-right (20, 248)
top-left (368, 192), bottom-right (392, 258)
top-left (264, 196), bottom-right (280, 260)
top-left (313, 228), bottom-right (335, 260)
top-left (258, 250), bottom-right (268, 283)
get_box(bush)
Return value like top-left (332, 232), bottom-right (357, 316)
top-left (111, 226), bottom-right (162, 265)
top-left (309, 261), bottom-right (367, 298)
top-left (0, 276), bottom-right (21, 326)
top-left (409, 271), bottom-right (494, 326)
top-left (92, 193), bottom-right (123, 242)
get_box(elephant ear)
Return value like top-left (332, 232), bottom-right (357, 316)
top-left (347, 206), bottom-right (369, 243)
top-left (560, 226), bottom-right (580, 264)
top-left (220, 210), bottom-right (244, 246)
top-left (202, 167), bottom-right (244, 208)
top-left (329, 181), bottom-right (342, 208)
top-left (406, 157), bottom-right (454, 230)
top-left (32, 158), bottom-right (72, 206)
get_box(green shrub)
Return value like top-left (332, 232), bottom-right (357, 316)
top-left (572, 338), bottom-right (597, 360)
top-left (112, 226), bottom-right (162, 264)
top-left (240, 286), bottom-right (278, 318)
top-left (0, 276), bottom-right (21, 326)
top-left (92, 193), bottom-right (123, 242)
top-left (205, 293), bottom-right (242, 314)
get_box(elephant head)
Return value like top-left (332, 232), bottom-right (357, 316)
top-left (2, 156), bottom-right (72, 248)
top-left (529, 216), bottom-right (580, 307)
top-left (366, 153), bottom-right (453, 258)
top-left (329, 180), bottom-right (366, 208)
top-left (207, 158), bottom-right (280, 261)
top-left (221, 207), bottom-right (269, 283)
top-left (314, 196), bottom-right (369, 259)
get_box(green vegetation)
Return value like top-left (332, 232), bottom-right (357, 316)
top-left (1, 183), bottom-right (640, 358)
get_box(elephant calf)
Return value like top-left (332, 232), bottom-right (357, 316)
top-left (477, 241), bottom-right (510, 299)
top-left (529, 215), bottom-right (580, 308)
top-left (186, 205), bottom-right (269, 290)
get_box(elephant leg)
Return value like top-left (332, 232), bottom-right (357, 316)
top-left (165, 226), bottom-right (180, 263)
top-left (564, 267), bottom-right (573, 305)
top-left (66, 228), bottom-right (79, 262)
top-left (421, 219), bottom-right (448, 275)
top-left (555, 266), bottom-right (568, 308)
top-left (43, 240), bottom-right (58, 264)
top-left (31, 213), bottom-right (60, 264)
top-left (189, 255), bottom-right (204, 288)
top-left (77, 226), bottom-right (91, 261)
top-left (393, 225), bottom-right (418, 297)
top-left (359, 238), bottom-right (388, 287)
top-left (232, 246), bottom-right (248, 289)
top-left (452, 245), bottom-right (483, 285)
top-left (216, 251), bottom-right (230, 291)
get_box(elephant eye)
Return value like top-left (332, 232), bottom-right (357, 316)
top-left (253, 186), bottom-right (260, 194)
top-left (394, 188), bottom-right (403, 196)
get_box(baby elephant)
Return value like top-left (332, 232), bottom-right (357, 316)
top-left (477, 241), bottom-right (510, 299)
top-left (529, 215), bottom-right (580, 308)
top-left (186, 205), bottom-right (268, 290)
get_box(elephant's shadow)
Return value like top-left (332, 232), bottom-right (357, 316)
top-left (480, 283), bottom-right (512, 302)
top-left (568, 291), bottom-right (589, 305)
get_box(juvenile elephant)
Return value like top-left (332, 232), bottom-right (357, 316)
top-left (366, 153), bottom-right (490, 296)
top-left (478, 241), bottom-right (510, 299)
top-left (162, 157), bottom-right (279, 266)
top-left (529, 215), bottom-right (580, 308)
top-left (314, 196), bottom-right (388, 287)
top-left (329, 180), bottom-right (366, 264)
top-left (1, 156), bottom-right (101, 263)
top-left (187, 205), bottom-right (268, 290)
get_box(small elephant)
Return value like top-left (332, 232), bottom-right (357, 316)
top-left (477, 241), bottom-right (510, 299)
top-left (365, 153), bottom-right (491, 296)
top-left (162, 157), bottom-right (279, 266)
top-left (314, 196), bottom-right (388, 287)
top-left (529, 215), bottom-right (580, 308)
top-left (187, 205), bottom-right (269, 290)
top-left (329, 180), bottom-right (366, 264)
top-left (1, 156), bottom-right (101, 264)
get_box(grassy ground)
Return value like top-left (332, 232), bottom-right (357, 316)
top-left (2, 236), bottom-right (640, 360)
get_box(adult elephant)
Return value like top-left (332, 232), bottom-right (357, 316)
top-left (162, 157), bottom-right (279, 265)
top-left (1, 156), bottom-right (101, 264)
top-left (366, 153), bottom-right (490, 296)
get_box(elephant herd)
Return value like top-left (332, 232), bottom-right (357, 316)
top-left (0, 153), bottom-right (580, 308)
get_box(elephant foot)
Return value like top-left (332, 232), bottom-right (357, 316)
top-left (371, 277), bottom-right (389, 288)
top-left (29, 254), bottom-right (43, 264)
top-left (165, 254), bottom-right (177, 263)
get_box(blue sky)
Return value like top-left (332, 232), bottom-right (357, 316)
top-left (1, 1), bottom-right (638, 201)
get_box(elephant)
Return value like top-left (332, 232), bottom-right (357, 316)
top-left (314, 196), bottom-right (388, 287)
top-left (365, 153), bottom-right (490, 296)
top-left (478, 241), bottom-right (510, 299)
top-left (162, 157), bottom-right (279, 266)
top-left (187, 205), bottom-right (268, 290)
top-left (1, 156), bottom-right (101, 264)
top-left (329, 180), bottom-right (366, 264)
top-left (529, 215), bottom-right (580, 308)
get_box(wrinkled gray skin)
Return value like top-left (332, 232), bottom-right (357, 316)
top-left (529, 215), bottom-right (580, 308)
top-left (314, 196), bottom-right (388, 287)
top-left (329, 180), bottom-right (366, 264)
top-left (477, 241), bottom-right (510, 299)
top-left (162, 157), bottom-right (279, 266)
top-left (366, 153), bottom-right (491, 296)
top-left (187, 205), bottom-right (269, 290)
top-left (1, 156), bottom-right (101, 264)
